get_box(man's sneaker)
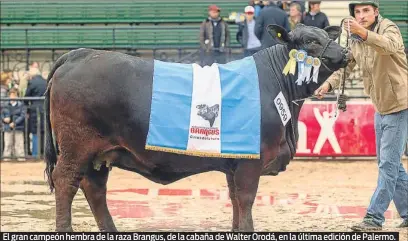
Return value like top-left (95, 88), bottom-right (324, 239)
top-left (397, 219), bottom-right (408, 228)
top-left (351, 221), bottom-right (382, 231)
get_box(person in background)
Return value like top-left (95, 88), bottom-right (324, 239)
top-left (1, 71), bottom-right (11, 156)
top-left (302, 1), bottom-right (330, 29)
top-left (236, 6), bottom-right (262, 57)
top-left (199, 4), bottom-right (230, 66)
top-left (255, 0), bottom-right (290, 49)
top-left (24, 64), bottom-right (47, 159)
top-left (315, 0), bottom-right (408, 231)
top-left (249, 0), bottom-right (263, 18)
top-left (1, 88), bottom-right (26, 161)
top-left (1, 72), bottom-right (11, 109)
top-left (290, 1), bottom-right (306, 15)
top-left (288, 2), bottom-right (303, 30)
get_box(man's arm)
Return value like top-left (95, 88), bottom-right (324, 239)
top-left (323, 14), bottom-right (330, 29)
top-left (347, 19), bottom-right (404, 55)
top-left (254, 11), bottom-right (264, 40)
top-left (24, 81), bottom-right (33, 105)
top-left (283, 14), bottom-right (291, 32)
top-left (199, 21), bottom-right (207, 49)
top-left (364, 24), bottom-right (404, 55)
top-left (325, 55), bottom-right (357, 91)
top-left (224, 22), bottom-right (230, 48)
top-left (236, 23), bottom-right (244, 46)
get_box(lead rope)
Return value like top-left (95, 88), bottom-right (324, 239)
top-left (334, 18), bottom-right (351, 117)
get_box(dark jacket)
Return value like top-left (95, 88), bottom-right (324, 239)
top-left (24, 75), bottom-right (47, 134)
top-left (302, 11), bottom-right (330, 29)
top-left (255, 5), bottom-right (290, 49)
top-left (1, 101), bottom-right (27, 132)
top-left (236, 20), bottom-right (262, 50)
top-left (199, 17), bottom-right (230, 52)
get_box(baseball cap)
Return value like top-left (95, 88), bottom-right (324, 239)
top-left (244, 6), bottom-right (255, 13)
top-left (208, 4), bottom-right (220, 12)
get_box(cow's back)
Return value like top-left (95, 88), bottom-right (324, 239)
top-left (51, 49), bottom-right (155, 142)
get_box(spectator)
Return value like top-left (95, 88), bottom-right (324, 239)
top-left (302, 1), bottom-right (330, 29)
top-left (236, 6), bottom-right (262, 57)
top-left (1, 71), bottom-right (11, 156)
top-left (288, 2), bottom-right (303, 30)
top-left (1, 88), bottom-right (26, 161)
top-left (1, 72), bottom-right (11, 109)
top-left (24, 65), bottom-right (47, 159)
top-left (199, 4), bottom-right (230, 66)
top-left (290, 1), bottom-right (306, 14)
top-left (249, 0), bottom-right (263, 18)
top-left (255, 0), bottom-right (290, 49)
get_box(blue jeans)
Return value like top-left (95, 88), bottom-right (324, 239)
top-left (32, 134), bottom-right (38, 157)
top-left (364, 108), bottom-right (408, 226)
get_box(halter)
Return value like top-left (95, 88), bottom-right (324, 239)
top-left (317, 39), bottom-right (335, 72)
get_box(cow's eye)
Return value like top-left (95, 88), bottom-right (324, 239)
top-left (306, 40), bottom-right (317, 44)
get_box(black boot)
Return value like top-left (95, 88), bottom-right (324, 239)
top-left (397, 219), bottom-right (408, 228)
top-left (351, 220), bottom-right (382, 231)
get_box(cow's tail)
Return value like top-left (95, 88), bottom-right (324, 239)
top-left (44, 52), bottom-right (69, 193)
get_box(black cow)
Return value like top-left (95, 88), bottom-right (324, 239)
top-left (196, 104), bottom-right (219, 127)
top-left (44, 24), bottom-right (349, 232)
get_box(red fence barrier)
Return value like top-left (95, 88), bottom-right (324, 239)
top-left (296, 100), bottom-right (377, 157)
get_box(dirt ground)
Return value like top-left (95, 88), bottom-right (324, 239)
top-left (1, 159), bottom-right (407, 240)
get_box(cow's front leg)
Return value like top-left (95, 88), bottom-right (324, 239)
top-left (226, 173), bottom-right (239, 232)
top-left (234, 159), bottom-right (262, 231)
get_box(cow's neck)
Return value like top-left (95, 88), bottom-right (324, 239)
top-left (262, 44), bottom-right (333, 102)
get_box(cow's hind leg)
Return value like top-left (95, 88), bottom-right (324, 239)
top-left (234, 160), bottom-right (262, 231)
top-left (80, 163), bottom-right (117, 232)
top-left (226, 173), bottom-right (239, 232)
top-left (52, 155), bottom-right (88, 232)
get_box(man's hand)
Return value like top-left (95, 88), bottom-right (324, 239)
top-left (314, 82), bottom-right (331, 99)
top-left (9, 122), bottom-right (15, 129)
top-left (3, 117), bottom-right (10, 123)
top-left (344, 19), bottom-right (368, 40)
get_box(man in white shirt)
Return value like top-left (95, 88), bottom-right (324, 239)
top-left (236, 6), bottom-right (262, 57)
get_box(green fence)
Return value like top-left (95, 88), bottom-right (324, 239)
top-left (1, 25), bottom-right (241, 50)
top-left (380, 0), bottom-right (408, 21)
top-left (0, 1), bottom-right (246, 24)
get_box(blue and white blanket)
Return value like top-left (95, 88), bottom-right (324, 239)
top-left (146, 56), bottom-right (261, 159)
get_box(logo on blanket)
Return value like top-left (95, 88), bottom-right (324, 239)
top-left (196, 104), bottom-right (219, 127)
top-left (190, 104), bottom-right (220, 141)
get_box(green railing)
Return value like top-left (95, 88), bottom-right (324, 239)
top-left (0, 1), bottom-right (245, 24)
top-left (380, 0), bottom-right (408, 21)
top-left (0, 25), bottom-right (241, 50)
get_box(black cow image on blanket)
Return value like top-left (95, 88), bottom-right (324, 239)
top-left (196, 104), bottom-right (219, 127)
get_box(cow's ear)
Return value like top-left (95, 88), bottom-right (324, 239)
top-left (267, 24), bottom-right (291, 45)
top-left (324, 26), bottom-right (342, 41)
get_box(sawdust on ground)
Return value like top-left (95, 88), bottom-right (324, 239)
top-left (1, 160), bottom-right (407, 240)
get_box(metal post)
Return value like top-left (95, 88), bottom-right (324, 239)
top-left (12, 126), bottom-right (16, 159)
top-left (25, 29), bottom-right (30, 71)
top-left (36, 106), bottom-right (41, 160)
top-left (113, 28), bottom-right (116, 49)
top-left (25, 110), bottom-right (29, 158)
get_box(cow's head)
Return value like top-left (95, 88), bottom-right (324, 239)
top-left (196, 104), bottom-right (219, 127)
top-left (267, 23), bottom-right (349, 77)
